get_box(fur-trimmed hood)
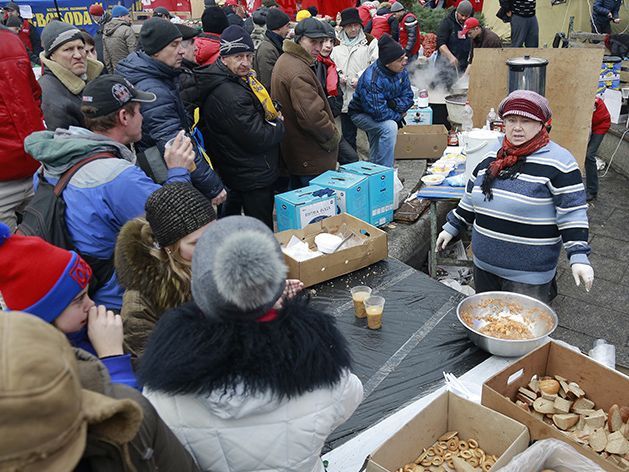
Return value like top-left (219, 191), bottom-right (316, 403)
top-left (139, 297), bottom-right (352, 400)
top-left (115, 218), bottom-right (190, 315)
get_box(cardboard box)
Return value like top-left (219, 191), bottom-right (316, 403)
top-left (274, 185), bottom-right (337, 232)
top-left (310, 170), bottom-right (370, 223)
top-left (365, 391), bottom-right (530, 472)
top-left (482, 340), bottom-right (629, 471)
top-left (274, 213), bottom-right (388, 288)
top-left (340, 162), bottom-right (394, 227)
top-left (395, 124), bottom-right (448, 160)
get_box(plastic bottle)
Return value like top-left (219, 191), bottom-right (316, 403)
top-left (486, 107), bottom-right (498, 130)
top-left (461, 101), bottom-right (474, 132)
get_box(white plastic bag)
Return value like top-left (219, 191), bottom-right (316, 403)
top-left (497, 439), bottom-right (604, 472)
top-left (393, 168), bottom-right (404, 210)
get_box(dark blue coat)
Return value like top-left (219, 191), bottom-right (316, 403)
top-left (116, 52), bottom-right (224, 199)
top-left (592, 0), bottom-right (622, 23)
top-left (348, 60), bottom-right (414, 123)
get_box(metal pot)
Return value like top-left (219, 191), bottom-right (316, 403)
top-left (507, 56), bottom-right (549, 96)
top-left (444, 93), bottom-right (467, 126)
top-left (457, 291), bottom-right (558, 357)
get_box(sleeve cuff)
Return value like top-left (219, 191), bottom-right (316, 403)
top-left (165, 167), bottom-right (192, 183)
top-left (569, 253), bottom-right (590, 266)
top-left (443, 222), bottom-right (460, 237)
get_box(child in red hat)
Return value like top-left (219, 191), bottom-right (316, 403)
top-left (0, 223), bottom-right (137, 389)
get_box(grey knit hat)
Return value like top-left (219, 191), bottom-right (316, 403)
top-left (191, 216), bottom-right (287, 321)
top-left (41, 20), bottom-right (84, 58)
top-left (145, 183), bottom-right (216, 248)
top-left (456, 0), bottom-right (474, 17)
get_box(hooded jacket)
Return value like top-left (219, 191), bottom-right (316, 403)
top-left (38, 54), bottom-right (103, 131)
top-left (23, 127), bottom-right (191, 310)
top-left (0, 26), bottom-right (44, 181)
top-left (196, 60), bottom-right (284, 191)
top-left (75, 349), bottom-right (200, 472)
top-left (115, 52), bottom-right (224, 200)
top-left (331, 30), bottom-right (378, 114)
top-left (114, 218), bottom-right (192, 367)
top-left (251, 23), bottom-right (266, 49)
top-left (139, 299), bottom-right (363, 472)
top-left (271, 39), bottom-right (340, 176)
top-left (253, 29), bottom-right (284, 91)
top-left (348, 59), bottom-right (414, 123)
top-left (103, 17), bottom-right (137, 73)
top-left (195, 33), bottom-right (221, 66)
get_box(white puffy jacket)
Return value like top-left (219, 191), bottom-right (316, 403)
top-left (144, 371), bottom-right (363, 472)
top-left (331, 31), bottom-right (379, 113)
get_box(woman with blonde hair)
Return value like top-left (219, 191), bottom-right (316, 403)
top-left (114, 183), bottom-right (216, 366)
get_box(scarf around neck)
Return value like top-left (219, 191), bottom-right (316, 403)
top-left (481, 127), bottom-right (550, 200)
top-left (243, 73), bottom-right (279, 121)
top-left (316, 55), bottom-right (339, 97)
top-left (339, 29), bottom-right (366, 48)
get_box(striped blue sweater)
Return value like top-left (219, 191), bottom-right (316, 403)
top-left (444, 141), bottom-right (590, 285)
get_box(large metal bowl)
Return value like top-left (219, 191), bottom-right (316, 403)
top-left (457, 291), bottom-right (558, 357)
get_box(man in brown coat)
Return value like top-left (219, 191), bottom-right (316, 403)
top-left (271, 18), bottom-right (341, 189)
top-left (463, 17), bottom-right (502, 66)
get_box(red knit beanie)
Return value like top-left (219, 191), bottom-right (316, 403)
top-left (498, 90), bottom-right (552, 123)
top-left (0, 223), bottom-right (92, 323)
top-left (89, 4), bottom-right (105, 16)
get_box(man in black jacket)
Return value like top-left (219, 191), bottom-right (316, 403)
top-left (196, 26), bottom-right (284, 229)
top-left (500, 0), bottom-right (538, 47)
top-left (435, 0), bottom-right (472, 89)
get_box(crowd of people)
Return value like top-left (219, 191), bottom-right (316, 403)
top-left (0, 0), bottom-right (614, 469)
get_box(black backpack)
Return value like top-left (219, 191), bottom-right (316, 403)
top-left (17, 153), bottom-right (116, 296)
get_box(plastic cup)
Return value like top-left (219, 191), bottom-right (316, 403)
top-left (364, 296), bottom-right (385, 330)
top-left (350, 286), bottom-right (372, 318)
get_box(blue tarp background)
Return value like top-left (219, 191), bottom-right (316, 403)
top-left (5, 0), bottom-right (136, 35)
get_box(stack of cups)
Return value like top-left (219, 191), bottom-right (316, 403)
top-left (350, 286), bottom-right (385, 330)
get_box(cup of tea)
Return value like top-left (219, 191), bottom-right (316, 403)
top-left (364, 296), bottom-right (385, 330)
top-left (350, 286), bottom-right (372, 318)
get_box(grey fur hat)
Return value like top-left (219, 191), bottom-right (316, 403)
top-left (191, 215), bottom-right (287, 321)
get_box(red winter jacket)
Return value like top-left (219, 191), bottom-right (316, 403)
top-left (370, 14), bottom-right (393, 39)
top-left (357, 5), bottom-right (373, 26)
top-left (591, 97), bottom-right (611, 135)
top-left (0, 28), bottom-right (44, 181)
top-left (399, 12), bottom-right (421, 56)
top-left (195, 34), bottom-right (221, 66)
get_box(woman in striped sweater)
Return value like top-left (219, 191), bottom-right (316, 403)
top-left (436, 90), bottom-right (594, 303)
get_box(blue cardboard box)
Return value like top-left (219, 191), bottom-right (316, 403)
top-left (340, 162), bottom-right (394, 227)
top-left (274, 185), bottom-right (337, 232)
top-left (310, 170), bottom-right (369, 223)
top-left (409, 106), bottom-right (433, 125)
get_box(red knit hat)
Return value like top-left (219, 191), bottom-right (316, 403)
top-left (498, 90), bottom-right (552, 123)
top-left (89, 4), bottom-right (104, 15)
top-left (0, 223), bottom-right (92, 323)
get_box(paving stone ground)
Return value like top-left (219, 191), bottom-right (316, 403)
top-left (552, 168), bottom-right (629, 368)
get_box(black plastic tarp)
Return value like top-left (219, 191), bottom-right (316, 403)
top-left (311, 258), bottom-right (489, 451)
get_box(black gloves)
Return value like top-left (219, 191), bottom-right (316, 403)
top-left (397, 118), bottom-right (406, 129)
top-left (387, 99), bottom-right (397, 111)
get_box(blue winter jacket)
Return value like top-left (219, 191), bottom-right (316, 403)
top-left (348, 60), bottom-right (414, 123)
top-left (592, 0), bottom-right (622, 23)
top-left (68, 328), bottom-right (138, 389)
top-left (24, 127), bottom-right (191, 310)
top-left (116, 52), bottom-right (224, 199)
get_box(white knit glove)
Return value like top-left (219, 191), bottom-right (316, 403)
top-left (436, 230), bottom-right (454, 252)
top-left (571, 264), bottom-right (594, 292)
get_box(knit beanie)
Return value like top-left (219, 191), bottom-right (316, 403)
top-left (191, 216), bottom-right (287, 321)
top-left (144, 183), bottom-right (216, 248)
top-left (498, 90), bottom-right (552, 123)
top-left (111, 5), bottom-right (129, 18)
top-left (0, 223), bottom-right (92, 323)
top-left (262, 0), bottom-right (278, 6)
top-left (295, 9), bottom-right (311, 22)
top-left (41, 20), bottom-right (84, 58)
top-left (390, 2), bottom-right (404, 13)
top-left (89, 4), bottom-right (104, 16)
top-left (202, 6), bottom-right (229, 34)
top-left (266, 7), bottom-right (290, 31)
top-left (219, 25), bottom-right (254, 56)
top-left (3, 1), bottom-right (19, 12)
top-left (140, 17), bottom-right (182, 55)
top-left (456, 0), bottom-right (474, 17)
top-left (378, 33), bottom-right (405, 65)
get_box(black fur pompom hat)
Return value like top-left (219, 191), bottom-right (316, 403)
top-left (191, 215), bottom-right (287, 321)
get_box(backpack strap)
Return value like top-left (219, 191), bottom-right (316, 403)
top-left (53, 152), bottom-right (117, 197)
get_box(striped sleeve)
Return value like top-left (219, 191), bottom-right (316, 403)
top-left (547, 160), bottom-right (591, 265)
